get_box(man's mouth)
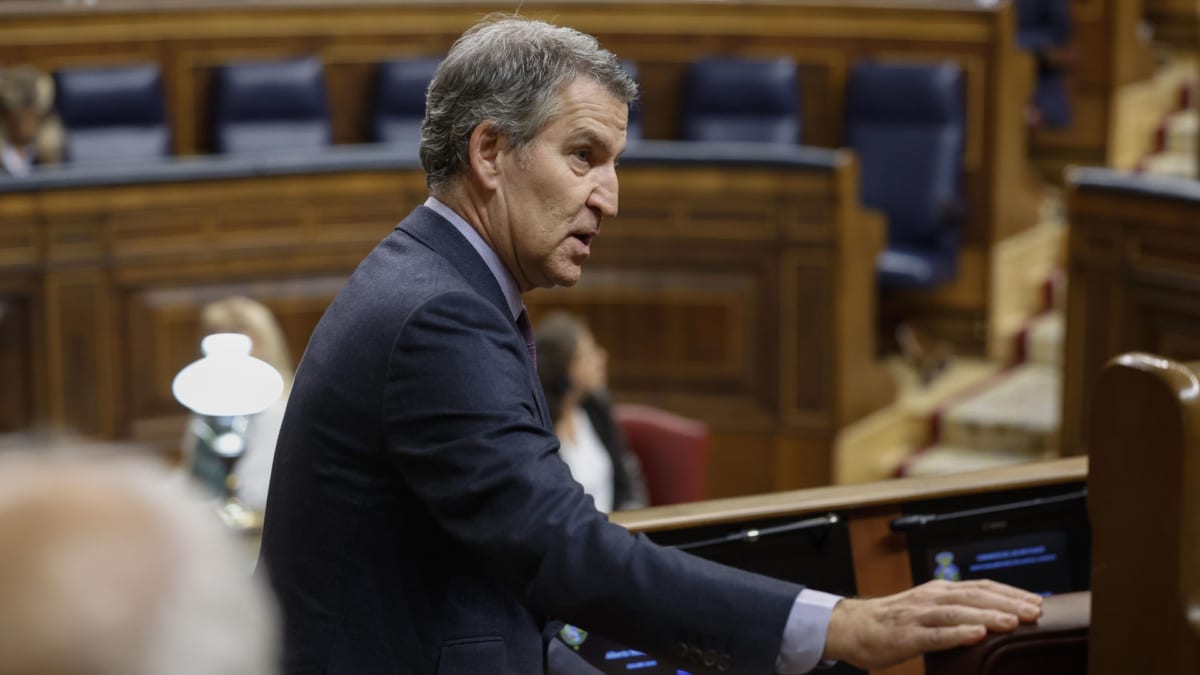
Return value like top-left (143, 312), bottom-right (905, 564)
top-left (571, 232), bottom-right (596, 247)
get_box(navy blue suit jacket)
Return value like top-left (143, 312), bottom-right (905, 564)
top-left (259, 206), bottom-right (803, 675)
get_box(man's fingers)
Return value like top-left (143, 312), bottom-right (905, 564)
top-left (964, 579), bottom-right (1045, 606)
top-left (916, 624), bottom-right (988, 653)
top-left (918, 606), bottom-right (1020, 631)
top-left (924, 583), bottom-right (1043, 622)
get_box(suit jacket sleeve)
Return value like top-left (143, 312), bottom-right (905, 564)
top-left (381, 290), bottom-right (802, 675)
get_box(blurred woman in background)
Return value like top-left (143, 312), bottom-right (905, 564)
top-left (534, 311), bottom-right (647, 513)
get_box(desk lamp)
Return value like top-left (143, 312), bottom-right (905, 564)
top-left (172, 332), bottom-right (283, 530)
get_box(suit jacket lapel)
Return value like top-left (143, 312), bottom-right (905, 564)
top-left (397, 207), bottom-right (553, 430)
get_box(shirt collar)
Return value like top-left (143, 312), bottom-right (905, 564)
top-left (424, 196), bottom-right (524, 321)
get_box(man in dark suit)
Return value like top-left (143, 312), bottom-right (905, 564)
top-left (259, 16), bottom-right (1044, 675)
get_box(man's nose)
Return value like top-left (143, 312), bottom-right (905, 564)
top-left (589, 164), bottom-right (619, 218)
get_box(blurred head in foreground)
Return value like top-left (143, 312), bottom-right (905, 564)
top-left (0, 435), bottom-right (280, 675)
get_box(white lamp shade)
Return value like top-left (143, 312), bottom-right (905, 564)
top-left (172, 333), bottom-right (284, 416)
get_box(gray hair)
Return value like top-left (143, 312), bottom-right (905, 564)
top-left (420, 15), bottom-right (637, 190)
top-left (0, 445), bottom-right (280, 675)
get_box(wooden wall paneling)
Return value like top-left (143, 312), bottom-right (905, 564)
top-left (0, 193), bottom-right (44, 433)
top-left (1061, 172), bottom-right (1200, 457)
top-left (1061, 195), bottom-right (1121, 456)
top-left (0, 294), bottom-right (34, 433)
top-left (43, 266), bottom-right (117, 437)
top-left (780, 248), bottom-right (833, 426)
top-left (0, 0), bottom-right (1042, 359)
top-left (833, 162), bottom-right (895, 430)
top-left (121, 276), bottom-right (347, 444)
top-left (39, 169), bottom-right (417, 441)
top-left (772, 435), bottom-right (834, 494)
top-left (0, 192), bottom-right (38, 271)
top-left (0, 156), bottom-right (892, 496)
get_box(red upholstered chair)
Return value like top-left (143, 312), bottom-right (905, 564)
top-left (612, 404), bottom-right (709, 506)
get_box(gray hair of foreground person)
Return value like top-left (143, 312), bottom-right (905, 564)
top-left (420, 14), bottom-right (638, 190)
top-left (0, 443), bottom-right (280, 675)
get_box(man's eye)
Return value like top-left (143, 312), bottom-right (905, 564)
top-left (573, 149), bottom-right (592, 163)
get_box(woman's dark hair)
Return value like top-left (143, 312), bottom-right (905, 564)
top-left (533, 311), bottom-right (588, 425)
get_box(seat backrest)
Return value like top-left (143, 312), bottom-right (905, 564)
top-left (925, 591), bottom-right (1090, 675)
top-left (1014, 0), bottom-right (1072, 52)
top-left (612, 403), bottom-right (708, 506)
top-left (681, 57), bottom-right (800, 144)
top-left (211, 56), bottom-right (330, 154)
top-left (845, 61), bottom-right (964, 250)
top-left (53, 63), bottom-right (169, 163)
top-left (1088, 352), bottom-right (1200, 675)
top-left (372, 57), bottom-right (440, 144)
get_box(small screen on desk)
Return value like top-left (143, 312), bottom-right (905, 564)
top-left (902, 483), bottom-right (1091, 597)
top-left (556, 627), bottom-right (692, 674)
top-left (922, 529), bottom-right (1072, 596)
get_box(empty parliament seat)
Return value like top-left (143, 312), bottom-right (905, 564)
top-left (53, 63), bottom-right (170, 163)
top-left (612, 403), bottom-right (708, 506)
top-left (1015, 0), bottom-right (1073, 128)
top-left (846, 61), bottom-right (966, 289)
top-left (372, 57), bottom-right (440, 144)
top-left (680, 57), bottom-right (801, 144)
top-left (211, 56), bottom-right (330, 155)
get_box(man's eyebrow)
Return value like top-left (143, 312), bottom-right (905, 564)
top-left (566, 129), bottom-right (614, 155)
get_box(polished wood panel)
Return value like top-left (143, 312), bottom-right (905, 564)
top-left (0, 152), bottom-right (891, 495)
top-left (0, 294), bottom-right (34, 434)
top-left (850, 509), bottom-right (923, 675)
top-left (0, 0), bottom-right (1040, 354)
top-left (1061, 169), bottom-right (1200, 456)
top-left (1088, 353), bottom-right (1200, 675)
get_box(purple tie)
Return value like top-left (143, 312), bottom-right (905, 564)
top-left (517, 309), bottom-right (537, 369)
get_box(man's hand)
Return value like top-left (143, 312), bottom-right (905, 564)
top-left (822, 579), bottom-right (1044, 670)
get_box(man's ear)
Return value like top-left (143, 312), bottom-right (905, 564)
top-left (467, 121), bottom-right (505, 191)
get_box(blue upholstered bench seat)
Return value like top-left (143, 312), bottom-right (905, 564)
top-left (0, 140), bottom-right (843, 194)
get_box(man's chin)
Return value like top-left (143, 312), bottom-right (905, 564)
top-left (545, 267), bottom-right (583, 288)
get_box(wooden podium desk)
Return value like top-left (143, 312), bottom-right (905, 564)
top-left (614, 456), bottom-right (1089, 675)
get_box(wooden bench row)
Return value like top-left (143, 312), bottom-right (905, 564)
top-left (0, 0), bottom-right (1042, 353)
top-left (0, 143), bottom-right (890, 497)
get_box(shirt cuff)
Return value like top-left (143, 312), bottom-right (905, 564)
top-left (775, 589), bottom-right (843, 674)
